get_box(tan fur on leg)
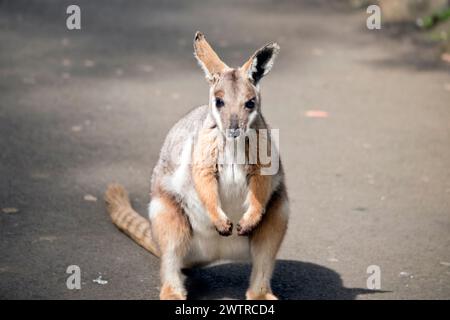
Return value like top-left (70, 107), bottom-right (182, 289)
top-left (160, 284), bottom-right (187, 300)
top-left (151, 192), bottom-right (192, 300)
top-left (246, 291), bottom-right (278, 300)
top-left (247, 188), bottom-right (288, 300)
top-left (237, 173), bottom-right (272, 236)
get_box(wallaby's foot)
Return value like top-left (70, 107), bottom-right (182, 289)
top-left (160, 284), bottom-right (187, 300)
top-left (236, 214), bottom-right (262, 236)
top-left (214, 218), bottom-right (233, 236)
top-left (246, 289), bottom-right (278, 300)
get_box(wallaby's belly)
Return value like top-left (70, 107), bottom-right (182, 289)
top-left (183, 164), bottom-right (251, 266)
top-left (184, 230), bottom-right (250, 267)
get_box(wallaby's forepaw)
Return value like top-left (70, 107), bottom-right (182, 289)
top-left (214, 218), bottom-right (233, 236)
top-left (246, 289), bottom-right (278, 300)
top-left (237, 214), bottom-right (262, 236)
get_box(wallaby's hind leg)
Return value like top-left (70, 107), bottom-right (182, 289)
top-left (150, 194), bottom-right (192, 300)
top-left (246, 190), bottom-right (288, 300)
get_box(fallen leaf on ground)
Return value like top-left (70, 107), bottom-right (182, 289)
top-left (312, 48), bottom-right (324, 56)
top-left (84, 194), bottom-right (97, 202)
top-left (62, 59), bottom-right (72, 67)
top-left (305, 110), bottom-right (329, 118)
top-left (71, 125), bottom-right (82, 132)
top-left (83, 59), bottom-right (95, 67)
top-left (441, 53), bottom-right (450, 64)
top-left (140, 65), bottom-right (154, 73)
top-left (38, 236), bottom-right (57, 242)
top-left (399, 271), bottom-right (413, 278)
top-left (2, 208), bottom-right (19, 214)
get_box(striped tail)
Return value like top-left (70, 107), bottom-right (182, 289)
top-left (104, 184), bottom-right (160, 257)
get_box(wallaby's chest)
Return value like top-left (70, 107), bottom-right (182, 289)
top-left (186, 164), bottom-right (250, 265)
top-left (217, 164), bottom-right (249, 221)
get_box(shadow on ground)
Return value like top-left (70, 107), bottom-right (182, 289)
top-left (184, 260), bottom-right (381, 300)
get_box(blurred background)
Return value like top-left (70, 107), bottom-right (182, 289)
top-left (0, 0), bottom-right (449, 299)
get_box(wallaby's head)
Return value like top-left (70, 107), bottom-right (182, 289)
top-left (194, 32), bottom-right (279, 139)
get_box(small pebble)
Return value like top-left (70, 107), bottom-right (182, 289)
top-left (93, 275), bottom-right (108, 285)
top-left (71, 125), bottom-right (82, 132)
top-left (2, 208), bottom-right (19, 214)
top-left (84, 60), bottom-right (95, 68)
top-left (84, 194), bottom-right (97, 202)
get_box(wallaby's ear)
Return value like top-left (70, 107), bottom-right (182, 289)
top-left (241, 42), bottom-right (280, 85)
top-left (193, 31), bottom-right (228, 82)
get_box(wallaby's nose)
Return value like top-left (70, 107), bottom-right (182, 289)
top-left (228, 114), bottom-right (240, 138)
top-left (228, 128), bottom-right (240, 138)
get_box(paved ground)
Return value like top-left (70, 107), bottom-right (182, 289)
top-left (1, 0), bottom-right (449, 300)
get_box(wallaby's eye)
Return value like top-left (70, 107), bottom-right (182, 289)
top-left (215, 97), bottom-right (224, 108)
top-left (245, 98), bottom-right (256, 110)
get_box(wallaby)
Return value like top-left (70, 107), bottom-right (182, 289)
top-left (105, 32), bottom-right (289, 300)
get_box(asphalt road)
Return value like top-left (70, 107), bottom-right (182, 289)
top-left (1, 0), bottom-right (449, 299)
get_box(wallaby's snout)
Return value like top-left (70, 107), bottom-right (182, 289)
top-left (228, 113), bottom-right (240, 138)
top-left (228, 129), bottom-right (240, 139)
